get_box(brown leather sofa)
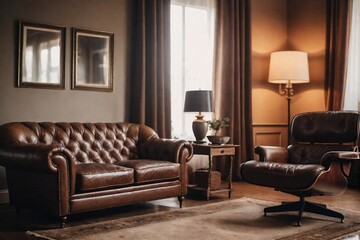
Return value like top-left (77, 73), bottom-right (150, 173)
top-left (0, 122), bottom-right (193, 227)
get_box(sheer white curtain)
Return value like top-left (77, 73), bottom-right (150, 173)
top-left (344, 0), bottom-right (360, 110)
top-left (170, 0), bottom-right (215, 139)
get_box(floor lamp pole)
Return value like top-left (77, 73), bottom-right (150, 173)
top-left (287, 96), bottom-right (291, 145)
top-left (279, 81), bottom-right (293, 146)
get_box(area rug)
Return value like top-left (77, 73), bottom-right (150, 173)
top-left (27, 198), bottom-right (360, 240)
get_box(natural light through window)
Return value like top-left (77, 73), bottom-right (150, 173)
top-left (170, 0), bottom-right (215, 140)
top-left (344, 0), bottom-right (360, 111)
top-left (25, 46), bottom-right (33, 81)
top-left (37, 39), bottom-right (61, 83)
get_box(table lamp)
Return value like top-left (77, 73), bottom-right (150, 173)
top-left (184, 90), bottom-right (213, 143)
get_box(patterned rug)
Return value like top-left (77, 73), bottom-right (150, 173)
top-left (27, 198), bottom-right (360, 240)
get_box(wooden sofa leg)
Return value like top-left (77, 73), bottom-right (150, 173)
top-left (60, 216), bottom-right (67, 228)
top-left (178, 196), bottom-right (184, 208)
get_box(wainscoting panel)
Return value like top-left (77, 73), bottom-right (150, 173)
top-left (255, 131), bottom-right (282, 146)
top-left (253, 123), bottom-right (288, 148)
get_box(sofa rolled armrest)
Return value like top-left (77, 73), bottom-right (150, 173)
top-left (0, 143), bottom-right (76, 216)
top-left (0, 143), bottom-right (75, 174)
top-left (138, 138), bottom-right (193, 163)
top-left (255, 145), bottom-right (289, 163)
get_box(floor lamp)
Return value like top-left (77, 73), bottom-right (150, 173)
top-left (268, 51), bottom-right (310, 144)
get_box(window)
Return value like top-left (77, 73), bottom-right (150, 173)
top-left (344, 0), bottom-right (360, 110)
top-left (170, 0), bottom-right (215, 139)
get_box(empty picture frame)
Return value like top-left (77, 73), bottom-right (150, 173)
top-left (72, 28), bottom-right (114, 91)
top-left (17, 20), bottom-right (66, 89)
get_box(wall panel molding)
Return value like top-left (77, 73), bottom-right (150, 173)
top-left (253, 123), bottom-right (288, 147)
top-left (254, 131), bottom-right (283, 146)
top-left (253, 123), bottom-right (288, 127)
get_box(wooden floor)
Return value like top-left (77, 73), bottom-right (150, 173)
top-left (1, 181), bottom-right (359, 239)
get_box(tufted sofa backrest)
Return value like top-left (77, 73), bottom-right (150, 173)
top-left (0, 122), bottom-right (159, 164)
top-left (288, 111), bottom-right (360, 165)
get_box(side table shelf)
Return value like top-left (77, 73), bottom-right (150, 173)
top-left (188, 143), bottom-right (239, 200)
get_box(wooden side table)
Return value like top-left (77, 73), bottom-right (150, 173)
top-left (188, 143), bottom-right (239, 200)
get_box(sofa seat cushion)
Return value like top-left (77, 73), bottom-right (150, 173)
top-left (76, 163), bottom-right (134, 192)
top-left (117, 160), bottom-right (179, 184)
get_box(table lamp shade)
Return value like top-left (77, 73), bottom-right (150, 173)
top-left (184, 90), bottom-right (213, 113)
top-left (268, 51), bottom-right (310, 84)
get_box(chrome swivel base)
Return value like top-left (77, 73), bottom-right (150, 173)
top-left (264, 196), bottom-right (344, 226)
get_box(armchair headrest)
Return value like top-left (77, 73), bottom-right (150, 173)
top-left (291, 111), bottom-right (360, 144)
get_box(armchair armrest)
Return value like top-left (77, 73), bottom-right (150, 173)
top-left (321, 151), bottom-right (359, 167)
top-left (320, 151), bottom-right (359, 178)
top-left (138, 138), bottom-right (193, 163)
top-left (0, 143), bottom-right (75, 173)
top-left (255, 146), bottom-right (288, 163)
top-left (323, 151), bottom-right (359, 160)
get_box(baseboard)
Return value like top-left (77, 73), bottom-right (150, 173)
top-left (0, 189), bottom-right (9, 203)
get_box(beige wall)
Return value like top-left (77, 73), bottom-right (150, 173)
top-left (252, 0), bottom-right (289, 147)
top-left (0, 0), bottom-right (128, 201)
top-left (0, 0), bottom-right (128, 124)
top-left (288, 0), bottom-right (326, 115)
top-left (252, 0), bottom-right (326, 148)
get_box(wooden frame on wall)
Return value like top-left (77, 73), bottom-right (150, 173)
top-left (71, 28), bottom-right (114, 92)
top-left (17, 20), bottom-right (66, 89)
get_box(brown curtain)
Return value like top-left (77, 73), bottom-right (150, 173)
top-left (325, 0), bottom-right (352, 110)
top-left (128, 0), bottom-right (171, 138)
top-left (213, 0), bottom-right (254, 179)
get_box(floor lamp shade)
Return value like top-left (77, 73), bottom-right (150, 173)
top-left (268, 51), bottom-right (310, 84)
top-left (184, 90), bottom-right (213, 143)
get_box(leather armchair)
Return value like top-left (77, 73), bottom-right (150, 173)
top-left (240, 111), bottom-right (360, 226)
